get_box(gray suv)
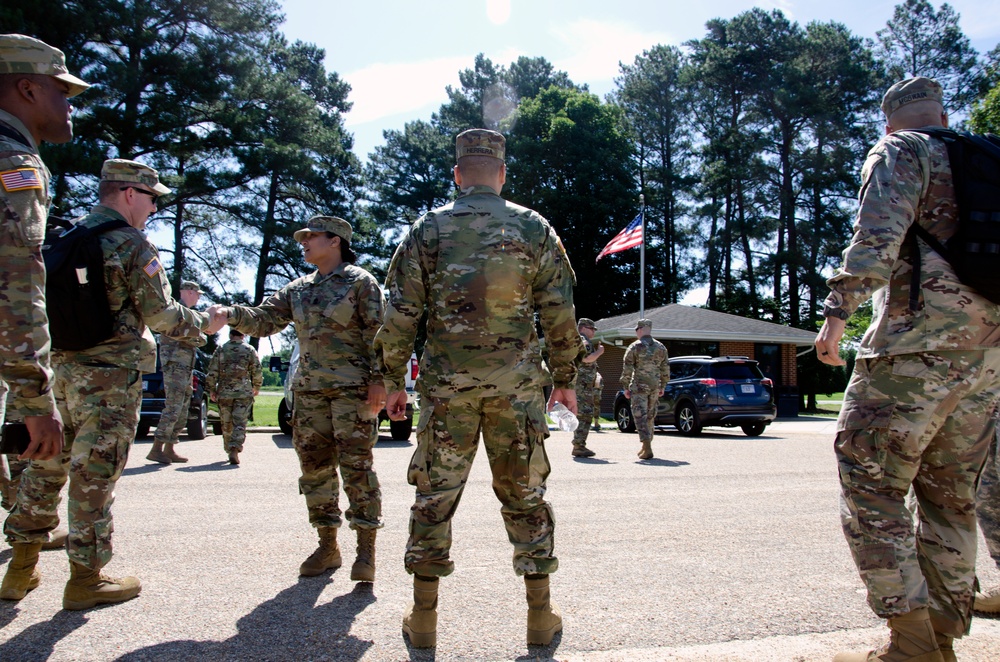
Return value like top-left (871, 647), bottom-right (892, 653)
top-left (614, 355), bottom-right (776, 437)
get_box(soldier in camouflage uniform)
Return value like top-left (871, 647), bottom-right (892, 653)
top-left (571, 318), bottom-right (603, 457)
top-left (816, 78), bottom-right (1000, 662)
top-left (3, 159), bottom-right (221, 609)
top-left (206, 328), bottom-right (262, 465)
top-left (147, 280), bottom-right (206, 464)
top-left (974, 424), bottom-right (1000, 614)
top-left (376, 129), bottom-right (583, 648)
top-left (209, 216), bottom-right (384, 584)
top-left (592, 371), bottom-right (604, 431)
top-left (0, 34), bottom-right (91, 467)
top-left (621, 319), bottom-right (669, 461)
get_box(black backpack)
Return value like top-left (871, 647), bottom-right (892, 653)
top-left (43, 217), bottom-right (130, 350)
top-left (906, 127), bottom-right (1000, 309)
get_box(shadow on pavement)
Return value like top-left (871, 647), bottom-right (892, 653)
top-left (116, 578), bottom-right (376, 662)
top-left (375, 439), bottom-right (413, 448)
top-left (636, 458), bottom-right (690, 467)
top-left (175, 462), bottom-right (239, 473)
top-left (0, 610), bottom-right (87, 660)
top-left (270, 434), bottom-right (294, 449)
top-left (571, 457), bottom-right (614, 465)
top-left (122, 463), bottom-right (169, 477)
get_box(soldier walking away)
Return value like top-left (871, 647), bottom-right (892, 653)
top-left (376, 128), bottom-right (584, 648)
top-left (0, 34), bottom-right (91, 477)
top-left (207, 328), bottom-right (262, 465)
top-left (3, 159), bottom-right (224, 609)
top-left (974, 422), bottom-right (1000, 615)
top-left (208, 215), bottom-right (384, 585)
top-left (571, 318), bottom-right (603, 457)
top-left (147, 280), bottom-right (206, 464)
top-left (621, 319), bottom-right (669, 460)
top-left (816, 77), bottom-right (1000, 662)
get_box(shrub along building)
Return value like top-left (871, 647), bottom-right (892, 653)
top-left (588, 304), bottom-right (817, 418)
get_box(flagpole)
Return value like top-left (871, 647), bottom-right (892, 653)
top-left (639, 193), bottom-right (645, 319)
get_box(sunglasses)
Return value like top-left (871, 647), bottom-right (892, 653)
top-left (120, 186), bottom-right (159, 204)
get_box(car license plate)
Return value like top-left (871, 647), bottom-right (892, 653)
top-left (741, 384), bottom-right (755, 393)
top-left (142, 380), bottom-right (149, 391)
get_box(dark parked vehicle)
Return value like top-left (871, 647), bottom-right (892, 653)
top-left (614, 355), bottom-right (776, 437)
top-left (137, 340), bottom-right (210, 440)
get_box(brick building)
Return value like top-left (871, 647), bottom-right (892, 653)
top-left (588, 304), bottom-right (817, 418)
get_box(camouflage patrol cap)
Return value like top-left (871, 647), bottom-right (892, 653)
top-left (101, 159), bottom-right (172, 195)
top-left (293, 215), bottom-right (352, 243)
top-left (0, 34), bottom-right (91, 98)
top-left (456, 128), bottom-right (505, 161)
top-left (229, 328), bottom-right (244, 338)
top-left (180, 280), bottom-right (204, 293)
top-left (881, 77), bottom-right (944, 118)
top-left (578, 318), bottom-right (597, 329)
top-left (635, 319), bottom-right (652, 330)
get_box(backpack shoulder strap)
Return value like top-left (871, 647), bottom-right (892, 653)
top-left (0, 122), bottom-right (32, 150)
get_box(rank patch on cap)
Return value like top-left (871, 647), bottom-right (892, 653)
top-left (0, 168), bottom-right (42, 192)
top-left (143, 256), bottom-right (162, 278)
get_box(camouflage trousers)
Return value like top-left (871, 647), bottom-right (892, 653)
top-left (977, 426), bottom-right (1000, 568)
top-left (153, 358), bottom-right (194, 444)
top-left (292, 387), bottom-right (382, 531)
top-left (630, 390), bottom-right (659, 443)
top-left (836, 349), bottom-right (1000, 638)
top-left (218, 397), bottom-right (253, 452)
top-left (572, 379), bottom-right (596, 447)
top-left (4, 363), bottom-right (141, 570)
top-left (406, 389), bottom-right (557, 578)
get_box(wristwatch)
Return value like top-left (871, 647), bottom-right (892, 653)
top-left (823, 305), bottom-right (850, 320)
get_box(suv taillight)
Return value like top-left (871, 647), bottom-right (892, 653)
top-left (698, 378), bottom-right (716, 386)
top-left (410, 359), bottom-right (419, 381)
top-left (761, 378), bottom-right (773, 387)
top-left (191, 374), bottom-right (200, 389)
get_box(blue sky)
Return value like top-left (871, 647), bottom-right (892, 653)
top-left (280, 0), bottom-right (1000, 160)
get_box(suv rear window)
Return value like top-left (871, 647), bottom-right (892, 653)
top-left (709, 363), bottom-right (763, 380)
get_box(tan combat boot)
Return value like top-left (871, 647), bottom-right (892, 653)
top-left (299, 526), bottom-right (342, 576)
top-left (0, 542), bottom-right (42, 601)
top-left (63, 561), bottom-right (141, 610)
top-left (351, 528), bottom-right (376, 582)
top-left (41, 526), bottom-right (69, 550)
top-left (637, 440), bottom-right (653, 460)
top-left (934, 633), bottom-right (956, 662)
top-left (974, 587), bottom-right (1000, 614)
top-left (146, 441), bottom-right (171, 464)
top-left (525, 575), bottom-right (562, 646)
top-left (227, 449), bottom-right (240, 465)
top-left (571, 444), bottom-right (596, 458)
top-left (402, 576), bottom-right (438, 648)
top-left (163, 443), bottom-right (188, 463)
top-left (833, 607), bottom-right (944, 662)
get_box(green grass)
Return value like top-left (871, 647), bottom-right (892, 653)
top-left (252, 391), bottom-right (283, 426)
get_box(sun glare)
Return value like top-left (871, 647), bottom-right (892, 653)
top-left (486, 0), bottom-right (511, 25)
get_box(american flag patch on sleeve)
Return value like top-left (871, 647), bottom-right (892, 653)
top-left (0, 168), bottom-right (42, 192)
top-left (143, 256), bottom-right (162, 278)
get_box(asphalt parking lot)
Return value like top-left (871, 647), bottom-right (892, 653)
top-left (2, 417), bottom-right (999, 661)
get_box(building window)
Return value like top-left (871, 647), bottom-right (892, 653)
top-left (755, 343), bottom-right (780, 385)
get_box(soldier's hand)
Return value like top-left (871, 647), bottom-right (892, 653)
top-left (210, 392), bottom-right (217, 403)
top-left (367, 383), bottom-right (387, 418)
top-left (21, 412), bottom-right (64, 461)
top-left (547, 388), bottom-right (578, 415)
top-left (385, 391), bottom-right (408, 420)
top-left (815, 318), bottom-right (847, 367)
top-left (595, 344), bottom-right (605, 357)
top-left (624, 389), bottom-right (631, 400)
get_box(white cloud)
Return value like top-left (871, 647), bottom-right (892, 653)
top-left (549, 18), bottom-right (676, 87)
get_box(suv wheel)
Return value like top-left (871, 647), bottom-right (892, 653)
top-left (615, 401), bottom-right (636, 433)
top-left (136, 421), bottom-right (151, 440)
top-left (187, 397), bottom-right (208, 440)
top-left (277, 398), bottom-right (293, 436)
top-left (741, 423), bottom-right (766, 437)
top-left (389, 418), bottom-right (413, 441)
top-left (675, 402), bottom-right (702, 436)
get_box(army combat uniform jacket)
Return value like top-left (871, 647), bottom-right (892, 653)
top-left (207, 340), bottom-right (263, 399)
top-left (52, 206), bottom-right (208, 371)
top-left (376, 184), bottom-right (583, 396)
top-left (0, 109), bottom-right (56, 417)
top-left (823, 130), bottom-right (1000, 354)
top-left (621, 336), bottom-right (669, 393)
top-left (227, 263), bottom-right (384, 391)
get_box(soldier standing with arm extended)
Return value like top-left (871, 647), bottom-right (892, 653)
top-left (815, 77), bottom-right (1000, 662)
top-left (621, 319), bottom-right (669, 460)
top-left (147, 280), bottom-right (206, 464)
top-left (376, 128), bottom-right (584, 648)
top-left (208, 216), bottom-right (384, 584)
top-left (206, 328), bottom-right (262, 465)
top-left (3, 159), bottom-right (224, 609)
top-left (0, 34), bottom-right (91, 463)
top-left (570, 318), bottom-right (603, 457)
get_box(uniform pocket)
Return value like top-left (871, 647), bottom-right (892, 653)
top-left (407, 403), bottom-right (436, 492)
top-left (836, 399), bottom-right (895, 484)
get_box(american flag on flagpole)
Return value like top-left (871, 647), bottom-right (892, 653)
top-left (595, 212), bottom-right (643, 262)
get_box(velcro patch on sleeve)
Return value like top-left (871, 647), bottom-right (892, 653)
top-left (143, 256), bottom-right (162, 278)
top-left (0, 168), bottom-right (43, 192)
